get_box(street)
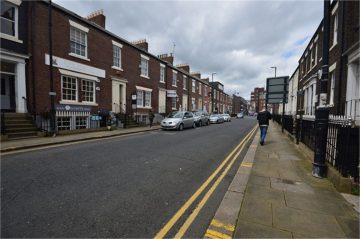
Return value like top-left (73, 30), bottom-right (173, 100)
top-left (1, 117), bottom-right (257, 238)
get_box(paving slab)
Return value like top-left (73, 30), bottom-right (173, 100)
top-left (233, 220), bottom-right (292, 238)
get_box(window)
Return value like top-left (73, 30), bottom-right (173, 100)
top-left (136, 89), bottom-right (151, 108)
top-left (1, 1), bottom-right (18, 38)
top-left (192, 98), bottom-right (196, 110)
top-left (172, 71), bottom-right (177, 86)
top-left (137, 90), bottom-right (143, 107)
top-left (160, 64), bottom-right (165, 83)
top-left (171, 97), bottom-right (176, 109)
top-left (70, 27), bottom-right (87, 57)
top-left (76, 117), bottom-right (87, 129)
top-left (311, 46), bottom-right (316, 67)
top-left (57, 117), bottom-right (71, 131)
top-left (192, 79), bottom-right (195, 92)
top-left (140, 55), bottom-right (149, 77)
top-left (183, 76), bottom-right (187, 90)
top-left (112, 44), bottom-right (122, 69)
top-left (332, 14), bottom-right (338, 46)
top-left (62, 76), bottom-right (77, 101)
top-left (81, 79), bottom-right (95, 103)
top-left (329, 72), bottom-right (335, 105)
top-left (199, 83), bottom-right (202, 94)
top-left (145, 91), bottom-right (151, 107)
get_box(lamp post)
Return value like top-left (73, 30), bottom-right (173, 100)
top-left (313, 0), bottom-right (330, 178)
top-left (271, 66), bottom-right (277, 77)
top-left (211, 72), bottom-right (216, 113)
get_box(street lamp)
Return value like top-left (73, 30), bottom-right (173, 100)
top-left (211, 72), bottom-right (216, 113)
top-left (270, 66), bottom-right (277, 77)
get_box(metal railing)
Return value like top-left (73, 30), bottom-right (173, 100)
top-left (274, 114), bottom-right (359, 182)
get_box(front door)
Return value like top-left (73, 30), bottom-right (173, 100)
top-left (1, 73), bottom-right (15, 112)
top-left (112, 80), bottom-right (126, 113)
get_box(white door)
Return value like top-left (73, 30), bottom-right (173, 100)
top-left (112, 80), bottom-right (126, 113)
top-left (159, 89), bottom-right (166, 113)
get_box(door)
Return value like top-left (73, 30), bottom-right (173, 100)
top-left (112, 80), bottom-right (126, 113)
top-left (1, 73), bottom-right (15, 112)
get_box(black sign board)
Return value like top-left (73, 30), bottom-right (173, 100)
top-left (266, 76), bottom-right (289, 104)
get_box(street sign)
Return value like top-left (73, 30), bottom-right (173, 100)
top-left (266, 76), bottom-right (289, 104)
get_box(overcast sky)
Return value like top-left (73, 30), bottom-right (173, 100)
top-left (53, 0), bottom-right (323, 100)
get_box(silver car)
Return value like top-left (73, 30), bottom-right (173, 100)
top-left (161, 111), bottom-right (196, 130)
top-left (192, 110), bottom-right (210, 126)
top-left (209, 113), bottom-right (224, 124)
top-left (222, 114), bottom-right (231, 122)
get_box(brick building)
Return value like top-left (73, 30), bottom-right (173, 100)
top-left (297, 0), bottom-right (359, 123)
top-left (1, 0), bottom-right (233, 134)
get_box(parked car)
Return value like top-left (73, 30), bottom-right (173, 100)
top-left (209, 113), bottom-right (224, 124)
top-left (222, 113), bottom-right (231, 122)
top-left (161, 111), bottom-right (196, 131)
top-left (192, 110), bottom-right (210, 126)
top-left (236, 112), bottom-right (244, 119)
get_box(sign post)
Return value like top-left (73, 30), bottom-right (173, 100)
top-left (266, 76), bottom-right (289, 132)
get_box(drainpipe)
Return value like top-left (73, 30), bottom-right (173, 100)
top-left (48, 0), bottom-right (56, 136)
top-left (337, 1), bottom-right (345, 115)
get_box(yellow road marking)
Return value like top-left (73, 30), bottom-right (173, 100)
top-left (205, 229), bottom-right (232, 239)
top-left (240, 162), bottom-right (253, 167)
top-left (210, 219), bottom-right (235, 232)
top-left (154, 126), bottom-right (257, 239)
top-left (174, 128), bottom-right (257, 238)
top-left (204, 232), bottom-right (222, 239)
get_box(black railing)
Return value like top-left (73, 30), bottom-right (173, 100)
top-left (274, 114), bottom-right (359, 182)
top-left (283, 115), bottom-right (294, 134)
top-left (1, 112), bottom-right (5, 135)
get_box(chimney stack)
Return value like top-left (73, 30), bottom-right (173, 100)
top-left (86, 10), bottom-right (106, 28)
top-left (201, 77), bottom-right (210, 83)
top-left (176, 64), bottom-right (190, 73)
top-left (132, 39), bottom-right (148, 52)
top-left (158, 53), bottom-right (174, 65)
top-left (191, 71), bottom-right (201, 79)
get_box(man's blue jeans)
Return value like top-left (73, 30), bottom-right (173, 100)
top-left (259, 125), bottom-right (268, 143)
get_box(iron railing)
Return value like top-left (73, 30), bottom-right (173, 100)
top-left (274, 114), bottom-right (359, 182)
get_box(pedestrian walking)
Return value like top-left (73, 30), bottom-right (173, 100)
top-left (257, 109), bottom-right (272, 145)
top-left (148, 110), bottom-right (155, 128)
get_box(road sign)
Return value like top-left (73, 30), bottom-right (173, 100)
top-left (266, 76), bottom-right (289, 104)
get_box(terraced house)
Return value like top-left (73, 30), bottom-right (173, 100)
top-left (297, 0), bottom-right (359, 123)
top-left (1, 0), bottom-right (233, 138)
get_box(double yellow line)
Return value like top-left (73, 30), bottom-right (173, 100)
top-left (154, 126), bottom-right (257, 239)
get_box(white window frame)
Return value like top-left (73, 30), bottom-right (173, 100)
top-left (69, 21), bottom-right (89, 60)
top-left (61, 75), bottom-right (78, 102)
top-left (160, 64), bottom-right (165, 83)
top-left (0, 0), bottom-right (23, 43)
top-left (171, 97), bottom-right (177, 110)
top-left (199, 83), bottom-right (202, 94)
top-left (172, 70), bottom-right (177, 87)
top-left (140, 54), bottom-right (149, 78)
top-left (192, 79), bottom-right (195, 93)
top-left (136, 86), bottom-right (152, 109)
top-left (183, 76), bottom-right (187, 90)
top-left (329, 63), bottom-right (336, 106)
top-left (112, 40), bottom-right (123, 70)
top-left (81, 79), bottom-right (96, 103)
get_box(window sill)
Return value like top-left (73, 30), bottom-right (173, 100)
top-left (69, 53), bottom-right (90, 61)
top-left (329, 43), bottom-right (337, 52)
top-left (59, 101), bottom-right (98, 106)
top-left (172, 85), bottom-right (177, 87)
top-left (111, 66), bottom-right (123, 71)
top-left (0, 33), bottom-right (23, 43)
top-left (137, 106), bottom-right (152, 109)
top-left (140, 75), bottom-right (150, 79)
top-left (160, 81), bottom-right (165, 84)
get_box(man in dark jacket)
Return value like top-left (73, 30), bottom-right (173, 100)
top-left (257, 109), bottom-right (272, 145)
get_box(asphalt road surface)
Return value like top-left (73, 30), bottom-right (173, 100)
top-left (1, 116), bottom-right (257, 238)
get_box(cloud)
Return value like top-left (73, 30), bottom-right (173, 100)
top-left (53, 0), bottom-right (323, 100)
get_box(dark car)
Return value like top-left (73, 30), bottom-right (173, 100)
top-left (192, 110), bottom-right (210, 126)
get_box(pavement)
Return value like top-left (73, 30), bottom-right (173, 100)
top-left (1, 122), bottom-right (359, 238)
top-left (205, 122), bottom-right (360, 239)
top-left (0, 125), bottom-right (161, 153)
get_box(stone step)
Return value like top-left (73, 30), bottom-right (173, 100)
top-left (7, 131), bottom-right (38, 139)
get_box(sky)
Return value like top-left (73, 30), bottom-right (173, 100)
top-left (53, 0), bottom-right (324, 100)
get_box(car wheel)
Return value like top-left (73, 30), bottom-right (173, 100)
top-left (193, 122), bottom-right (196, 128)
top-left (178, 124), bottom-right (184, 131)
top-left (207, 120), bottom-right (210, 125)
top-left (198, 121), bottom-right (202, 127)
